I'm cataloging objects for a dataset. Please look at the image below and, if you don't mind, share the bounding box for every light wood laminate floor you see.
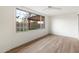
[9,35,79,53]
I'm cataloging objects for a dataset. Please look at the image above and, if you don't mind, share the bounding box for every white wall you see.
[0,6,49,52]
[50,12,78,39]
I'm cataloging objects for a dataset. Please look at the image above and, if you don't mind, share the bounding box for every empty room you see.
[0,6,79,53]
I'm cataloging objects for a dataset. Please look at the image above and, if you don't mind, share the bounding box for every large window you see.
[16,8,45,32]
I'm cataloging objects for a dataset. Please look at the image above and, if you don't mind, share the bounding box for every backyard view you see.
[16,9,45,32]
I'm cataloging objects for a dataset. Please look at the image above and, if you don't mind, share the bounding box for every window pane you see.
[28,15,41,30]
[40,16,45,28]
[16,8,45,32]
[16,9,28,32]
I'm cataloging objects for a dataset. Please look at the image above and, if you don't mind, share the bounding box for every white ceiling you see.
[26,6,79,16]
